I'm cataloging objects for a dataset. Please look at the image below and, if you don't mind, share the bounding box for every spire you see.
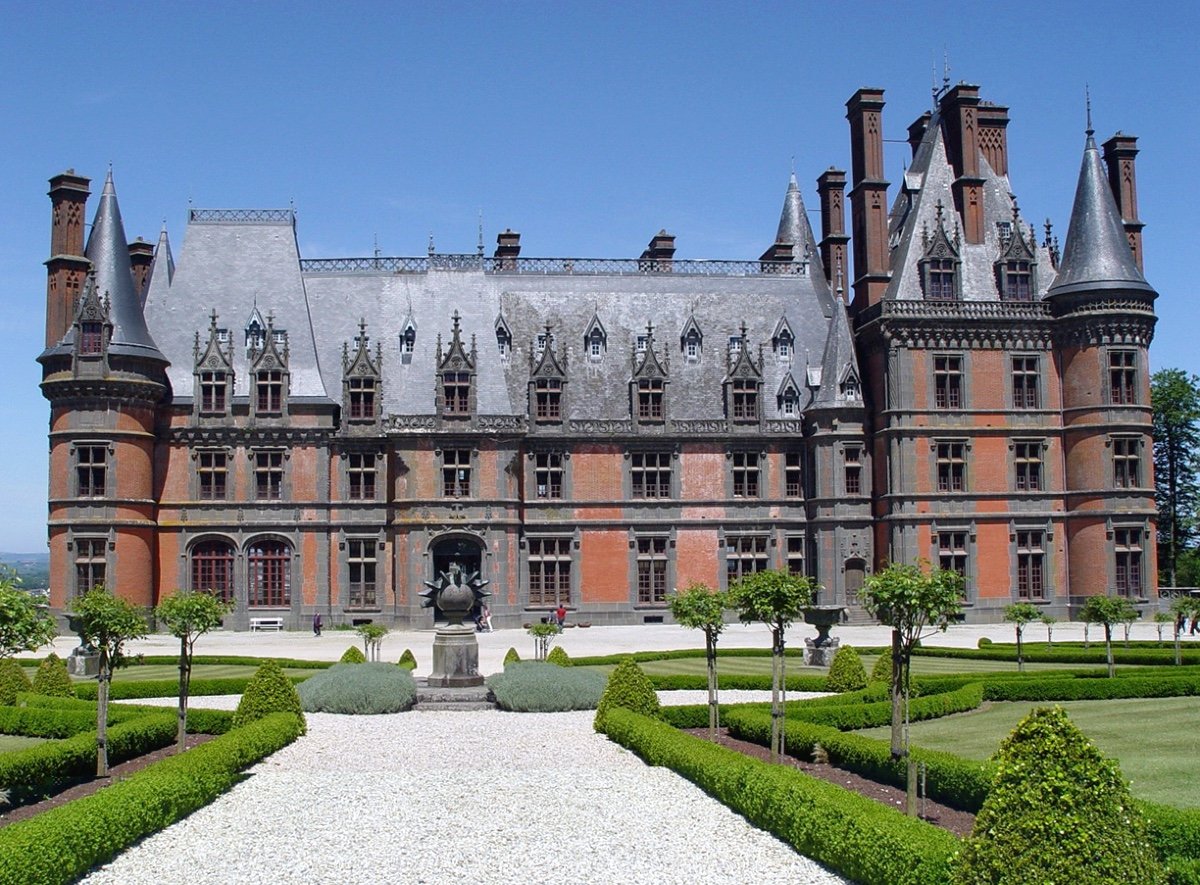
[1046,131,1154,299]
[814,300,859,407]
[774,172,818,259]
[150,222,175,289]
[84,171,167,361]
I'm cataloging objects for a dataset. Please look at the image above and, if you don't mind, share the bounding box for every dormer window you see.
[637,378,664,421]
[535,333,547,356]
[256,370,283,414]
[80,322,103,355]
[272,329,287,347]
[998,260,1033,301]
[246,322,264,356]
[636,335,648,354]
[728,336,742,358]
[685,332,700,361]
[841,376,860,401]
[216,328,230,346]
[401,325,416,364]
[200,372,226,414]
[497,327,511,359]
[924,257,959,300]
[348,377,376,420]
[996,207,1038,302]
[534,378,562,421]
[588,330,604,361]
[776,330,793,361]
[919,200,962,301]
[781,389,799,417]
[731,378,759,421]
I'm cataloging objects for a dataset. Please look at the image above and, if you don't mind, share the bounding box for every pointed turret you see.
[760,174,826,281]
[1046,134,1155,299]
[813,301,860,407]
[145,223,175,302]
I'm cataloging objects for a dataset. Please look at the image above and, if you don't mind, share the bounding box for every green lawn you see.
[856,696,1200,808]
[0,734,46,752]
[579,654,1084,679]
[21,663,320,684]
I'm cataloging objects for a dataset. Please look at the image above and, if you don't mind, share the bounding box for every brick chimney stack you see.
[128,237,154,306]
[978,102,1010,177]
[907,112,932,159]
[1102,133,1145,271]
[845,88,890,313]
[816,168,849,298]
[494,229,521,270]
[45,170,91,348]
[639,229,675,273]
[939,83,986,244]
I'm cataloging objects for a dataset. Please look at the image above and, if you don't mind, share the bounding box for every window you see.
[256,370,283,415]
[1014,442,1043,492]
[637,378,664,421]
[924,257,958,300]
[74,538,106,594]
[731,452,760,497]
[780,387,799,417]
[534,452,563,499]
[198,451,227,501]
[937,442,966,493]
[443,372,471,416]
[684,332,700,361]
[728,336,743,358]
[844,446,862,495]
[529,537,572,607]
[785,452,802,498]
[726,535,768,583]
[635,335,648,354]
[998,259,1034,301]
[401,326,416,363]
[1012,357,1040,409]
[785,535,804,576]
[841,376,860,400]
[535,378,562,421]
[776,331,793,360]
[636,537,669,604]
[631,451,671,499]
[199,371,226,414]
[248,539,291,606]
[496,327,511,359]
[191,540,234,603]
[245,322,264,356]
[79,322,103,355]
[731,379,759,422]
[347,452,376,500]
[934,356,963,409]
[347,539,377,607]
[1016,530,1045,600]
[442,448,471,498]
[254,450,284,500]
[937,531,969,580]
[1113,437,1140,488]
[76,444,107,497]
[588,330,605,361]
[348,377,375,420]
[1114,528,1143,597]
[1109,351,1138,405]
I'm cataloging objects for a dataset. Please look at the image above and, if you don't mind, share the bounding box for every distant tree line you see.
[1153,368,1200,587]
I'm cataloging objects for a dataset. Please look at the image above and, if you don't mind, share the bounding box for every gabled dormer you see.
[777,372,802,418]
[724,322,762,425]
[71,272,112,374]
[631,321,668,424]
[838,364,861,401]
[680,315,703,362]
[995,203,1038,301]
[436,311,476,419]
[771,317,795,361]
[244,307,266,358]
[249,312,289,419]
[583,312,607,362]
[529,324,567,424]
[400,314,417,365]
[919,200,962,301]
[342,318,383,428]
[495,314,513,361]
[193,309,234,419]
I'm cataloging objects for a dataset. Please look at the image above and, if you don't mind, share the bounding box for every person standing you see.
[482,604,493,633]
[555,603,567,629]
[312,611,322,636]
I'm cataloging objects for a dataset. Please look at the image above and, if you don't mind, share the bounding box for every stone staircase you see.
[414,678,497,711]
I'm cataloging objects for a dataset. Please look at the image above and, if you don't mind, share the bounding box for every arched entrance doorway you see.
[430,535,484,622]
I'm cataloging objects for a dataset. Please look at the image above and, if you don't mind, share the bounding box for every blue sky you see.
[1,1,1196,551]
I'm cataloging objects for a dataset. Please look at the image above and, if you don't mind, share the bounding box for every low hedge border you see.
[788,683,985,731]
[16,693,236,736]
[648,673,831,692]
[570,647,815,667]
[73,674,311,701]
[0,706,103,739]
[982,675,1200,702]
[0,711,304,885]
[913,645,1200,666]
[601,707,958,885]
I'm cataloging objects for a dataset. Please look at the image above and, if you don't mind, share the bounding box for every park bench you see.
[249,616,285,632]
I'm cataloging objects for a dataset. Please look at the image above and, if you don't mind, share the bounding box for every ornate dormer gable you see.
[583,311,607,362]
[724,322,762,381]
[341,318,383,426]
[631,321,668,424]
[495,314,512,361]
[771,317,795,362]
[679,315,703,362]
[918,200,962,300]
[193,309,234,418]
[400,314,417,365]
[529,324,567,424]
[435,311,476,419]
[249,312,289,418]
[71,271,112,368]
[838,363,862,401]
[776,372,802,418]
[724,322,762,425]
[244,306,266,358]
[994,201,1039,301]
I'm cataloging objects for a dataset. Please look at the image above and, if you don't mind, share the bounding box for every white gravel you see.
[80,709,847,885]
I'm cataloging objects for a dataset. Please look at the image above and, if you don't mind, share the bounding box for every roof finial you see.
[790,154,795,176]
[942,47,951,94]
[373,234,380,261]
[477,209,484,257]
[428,232,435,257]
[1085,84,1094,138]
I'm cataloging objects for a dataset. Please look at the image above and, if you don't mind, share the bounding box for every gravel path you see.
[81,710,847,885]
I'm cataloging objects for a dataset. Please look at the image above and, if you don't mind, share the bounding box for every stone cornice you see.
[170,426,334,446]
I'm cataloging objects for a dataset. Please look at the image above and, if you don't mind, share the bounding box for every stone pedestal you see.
[67,647,99,678]
[803,636,841,668]
[428,624,484,687]
[802,605,846,668]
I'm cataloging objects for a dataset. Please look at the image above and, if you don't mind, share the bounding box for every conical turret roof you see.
[1047,134,1155,298]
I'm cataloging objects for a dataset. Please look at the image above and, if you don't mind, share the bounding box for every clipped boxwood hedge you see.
[0,712,304,885]
[0,706,102,739]
[647,672,831,692]
[788,682,984,731]
[570,646,816,667]
[73,673,311,701]
[913,644,1200,667]
[982,674,1200,702]
[15,693,234,736]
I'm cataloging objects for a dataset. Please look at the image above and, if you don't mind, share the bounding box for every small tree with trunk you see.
[156,589,231,753]
[1079,595,1138,678]
[71,588,148,776]
[729,568,816,763]
[1153,611,1173,647]
[527,622,558,661]
[356,623,388,662]
[860,561,964,815]
[0,567,56,658]
[1003,603,1040,673]
[1170,596,1200,665]
[1121,605,1139,647]
[669,582,729,739]
[1039,613,1058,648]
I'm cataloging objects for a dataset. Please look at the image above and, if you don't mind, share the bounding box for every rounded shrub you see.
[545,646,571,667]
[298,663,417,714]
[0,658,33,705]
[486,662,606,712]
[233,660,306,732]
[339,645,367,664]
[31,653,76,698]
[869,650,892,685]
[397,649,417,671]
[952,706,1165,885]
[978,637,994,648]
[503,647,521,666]
[826,645,867,693]
[594,657,660,732]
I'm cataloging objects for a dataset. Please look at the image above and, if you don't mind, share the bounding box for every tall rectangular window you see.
[637,378,664,421]
[725,535,768,583]
[254,450,284,500]
[256,370,283,415]
[785,535,804,576]
[191,541,234,603]
[442,448,471,498]
[1016,530,1045,600]
[347,452,376,500]
[348,377,376,420]
[1113,437,1140,488]
[631,451,671,499]
[74,538,106,594]
[785,452,802,498]
[534,452,563,499]
[200,371,226,414]
[925,257,958,300]
[76,444,107,497]
[347,539,377,607]
[443,372,471,415]
[999,259,1034,301]
[936,442,966,493]
[247,540,290,607]
[636,537,669,604]
[1011,357,1040,409]
[1014,441,1043,492]
[934,356,963,409]
[1114,528,1143,597]
[937,531,969,580]
[535,378,562,421]
[198,450,227,501]
[731,451,760,497]
[79,322,103,355]
[529,536,572,607]
[731,379,759,422]
[844,446,862,495]
[1109,351,1138,405]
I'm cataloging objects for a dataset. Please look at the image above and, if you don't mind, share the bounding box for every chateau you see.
[39,83,1158,628]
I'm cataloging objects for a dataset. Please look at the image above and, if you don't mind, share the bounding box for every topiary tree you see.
[869,650,892,685]
[1003,602,1040,673]
[593,657,659,733]
[0,567,56,659]
[669,581,729,740]
[356,623,388,662]
[233,659,305,732]
[0,658,33,705]
[527,622,558,661]
[339,645,368,664]
[952,706,1166,885]
[826,645,867,693]
[31,652,75,698]
[503,647,521,666]
[397,648,418,670]
[1080,595,1138,678]
[156,589,231,753]
[545,645,571,667]
[1040,613,1058,648]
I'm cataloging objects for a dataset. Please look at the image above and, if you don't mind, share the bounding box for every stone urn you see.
[65,614,100,678]
[802,605,846,668]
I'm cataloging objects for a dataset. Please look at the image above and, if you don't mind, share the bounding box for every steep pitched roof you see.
[145,223,175,303]
[813,300,859,407]
[771,173,828,285]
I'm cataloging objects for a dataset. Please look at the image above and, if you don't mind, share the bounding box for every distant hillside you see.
[0,553,49,566]
[0,553,50,590]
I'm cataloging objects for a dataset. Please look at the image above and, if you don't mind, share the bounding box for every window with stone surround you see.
[731,451,760,497]
[199,371,227,414]
[529,536,572,607]
[247,539,291,607]
[441,448,471,498]
[936,441,967,493]
[348,376,376,421]
[725,535,768,584]
[937,531,969,582]
[637,378,665,422]
[534,452,563,499]
[1114,527,1143,597]
[256,370,284,415]
[191,540,234,603]
[1016,530,1045,600]
[347,452,376,501]
[630,451,671,499]
[844,445,863,496]
[198,450,227,501]
[1113,437,1140,489]
[254,450,284,501]
[346,539,377,608]
[785,452,802,498]
[1014,441,1043,492]
[74,537,107,595]
[442,371,471,416]
[75,444,107,498]
[934,356,963,409]
[636,536,669,604]
[79,322,103,355]
[1011,356,1040,409]
[785,535,805,576]
[1109,350,1138,405]
[731,378,759,422]
[535,378,562,422]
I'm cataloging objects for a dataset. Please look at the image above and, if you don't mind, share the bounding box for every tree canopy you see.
[1152,368,1200,586]
[0,567,56,658]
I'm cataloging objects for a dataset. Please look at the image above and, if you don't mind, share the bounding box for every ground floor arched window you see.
[191,540,235,603]
[248,539,291,607]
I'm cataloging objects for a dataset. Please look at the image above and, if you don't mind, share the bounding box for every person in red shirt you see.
[555,604,567,628]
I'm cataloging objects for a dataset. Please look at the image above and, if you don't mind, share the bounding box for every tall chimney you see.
[845,88,890,313]
[907,112,931,159]
[978,102,1010,176]
[639,229,675,273]
[45,170,91,348]
[128,237,154,306]
[1102,133,1144,271]
[816,168,849,298]
[494,229,521,271]
[939,83,986,244]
